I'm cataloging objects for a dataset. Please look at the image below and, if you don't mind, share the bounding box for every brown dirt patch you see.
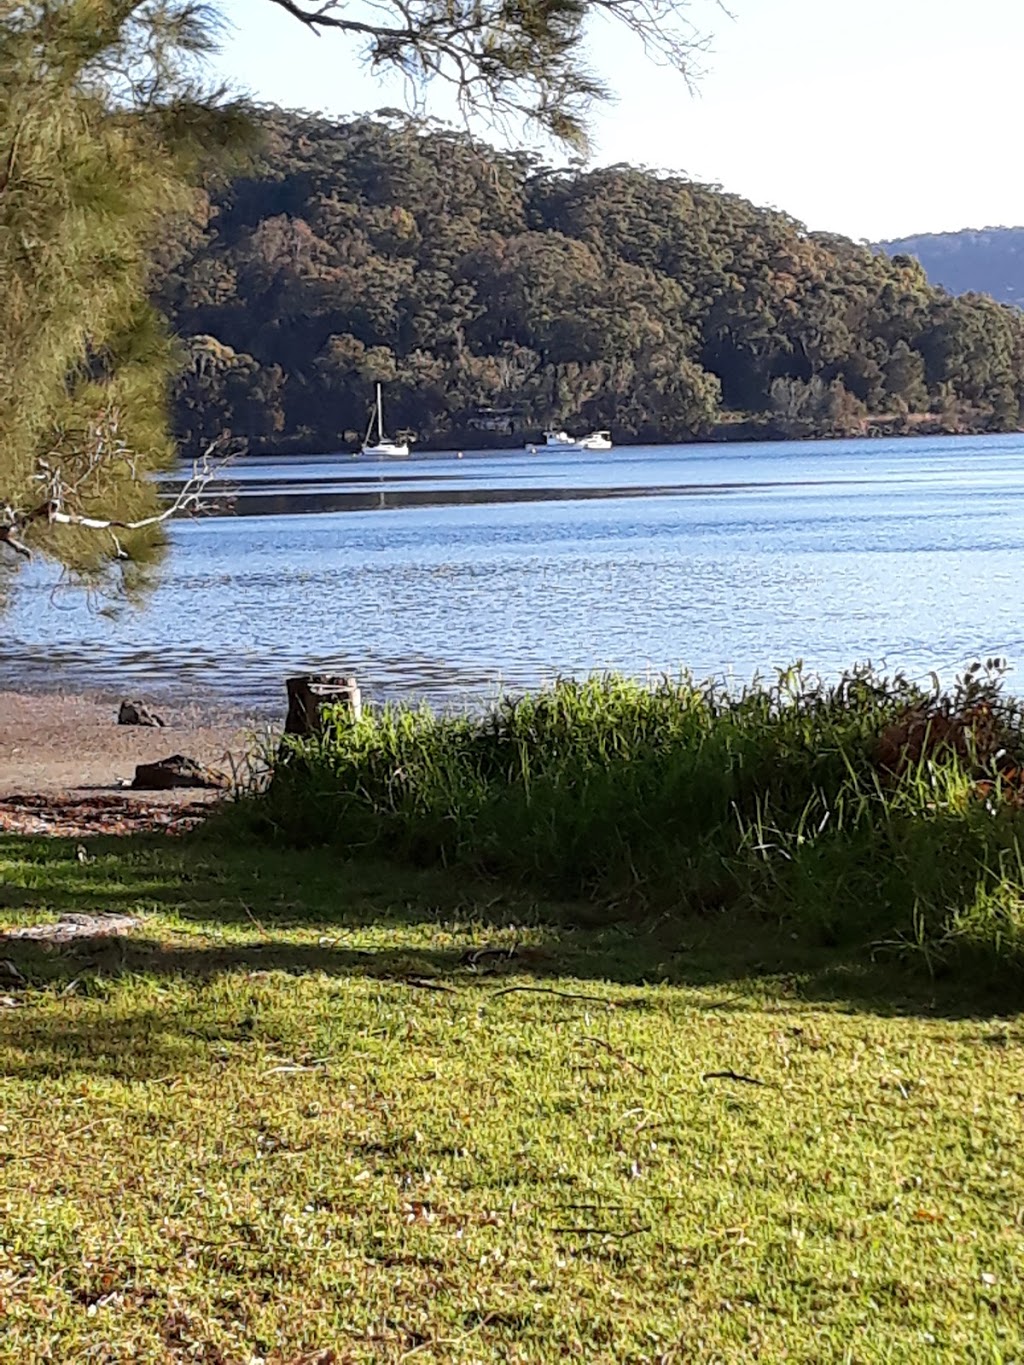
[0,689,264,799]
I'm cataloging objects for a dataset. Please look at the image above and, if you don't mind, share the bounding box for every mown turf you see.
[1,832,1022,1363]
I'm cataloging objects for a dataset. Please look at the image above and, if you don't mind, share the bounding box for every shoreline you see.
[227,419,1024,460]
[0,668,281,724]
[0,688,265,799]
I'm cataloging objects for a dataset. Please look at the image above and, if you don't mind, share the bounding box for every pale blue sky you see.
[214,0,1023,241]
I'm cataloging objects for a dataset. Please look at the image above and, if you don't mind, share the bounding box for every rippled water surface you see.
[4,434,1024,713]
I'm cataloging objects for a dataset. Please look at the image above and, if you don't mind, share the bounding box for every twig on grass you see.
[702,1070,770,1087]
[239,901,269,938]
[552,1223,651,1239]
[265,1058,331,1075]
[398,1311,498,1360]
[460,944,518,968]
[576,1035,649,1075]
[488,985,616,1006]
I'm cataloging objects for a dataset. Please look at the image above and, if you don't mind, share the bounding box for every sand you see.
[0,689,265,798]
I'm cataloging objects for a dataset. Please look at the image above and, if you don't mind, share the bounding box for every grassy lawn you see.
[1,829,1022,1363]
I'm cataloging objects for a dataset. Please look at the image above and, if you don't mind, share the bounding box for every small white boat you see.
[527,428,613,454]
[362,382,410,457]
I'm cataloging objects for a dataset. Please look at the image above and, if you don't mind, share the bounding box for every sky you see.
[213,0,1024,242]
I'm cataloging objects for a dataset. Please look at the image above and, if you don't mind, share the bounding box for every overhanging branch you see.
[262,0,715,146]
[1,442,230,564]
[266,0,416,40]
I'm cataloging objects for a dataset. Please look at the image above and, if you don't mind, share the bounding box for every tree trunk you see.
[285,675,362,736]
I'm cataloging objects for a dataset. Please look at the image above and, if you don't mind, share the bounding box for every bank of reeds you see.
[252,662,1024,977]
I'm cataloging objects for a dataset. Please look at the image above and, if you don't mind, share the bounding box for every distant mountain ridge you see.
[877,227,1024,306]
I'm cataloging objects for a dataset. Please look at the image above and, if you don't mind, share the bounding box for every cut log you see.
[131,755,231,791]
[285,674,362,736]
[118,700,165,727]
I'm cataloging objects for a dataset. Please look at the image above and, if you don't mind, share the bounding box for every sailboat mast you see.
[376,382,384,440]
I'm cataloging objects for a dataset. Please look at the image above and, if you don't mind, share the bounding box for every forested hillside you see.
[878,228,1024,308]
[157,111,1024,454]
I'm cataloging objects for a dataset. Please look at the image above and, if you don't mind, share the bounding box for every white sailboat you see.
[362,382,410,457]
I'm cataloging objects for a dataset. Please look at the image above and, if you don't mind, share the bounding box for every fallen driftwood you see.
[118,700,165,727]
[131,755,231,791]
[1,913,141,943]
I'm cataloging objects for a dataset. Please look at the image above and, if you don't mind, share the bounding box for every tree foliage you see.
[160,109,1024,456]
[264,0,713,150]
[0,0,246,577]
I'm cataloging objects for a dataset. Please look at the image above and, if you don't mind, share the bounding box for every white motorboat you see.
[527,428,613,454]
[362,382,410,457]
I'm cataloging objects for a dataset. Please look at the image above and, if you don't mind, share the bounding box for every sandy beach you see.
[0,689,264,798]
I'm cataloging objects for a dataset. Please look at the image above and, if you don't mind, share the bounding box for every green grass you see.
[253,665,1024,982]
[2,830,1023,1362]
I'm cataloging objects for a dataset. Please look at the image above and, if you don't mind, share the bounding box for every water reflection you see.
[230,479,808,518]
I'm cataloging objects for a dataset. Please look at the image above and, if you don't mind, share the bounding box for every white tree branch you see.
[1,440,231,563]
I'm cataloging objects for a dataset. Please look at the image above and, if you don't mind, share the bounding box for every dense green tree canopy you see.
[0,0,246,579]
[159,109,1024,456]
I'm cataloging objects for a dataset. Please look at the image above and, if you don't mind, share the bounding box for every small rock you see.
[131,755,231,791]
[0,914,140,943]
[118,700,165,727]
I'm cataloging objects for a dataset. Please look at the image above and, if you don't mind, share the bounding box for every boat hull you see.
[526,431,613,453]
[362,442,410,457]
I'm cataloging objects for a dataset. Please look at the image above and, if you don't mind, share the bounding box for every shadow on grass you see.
[0,831,1019,1025]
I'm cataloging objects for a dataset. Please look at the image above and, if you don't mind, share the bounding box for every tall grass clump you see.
[255,661,1024,977]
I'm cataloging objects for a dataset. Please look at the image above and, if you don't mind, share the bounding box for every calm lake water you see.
[3,433,1024,714]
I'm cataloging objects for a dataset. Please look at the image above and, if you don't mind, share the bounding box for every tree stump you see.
[285,675,362,736]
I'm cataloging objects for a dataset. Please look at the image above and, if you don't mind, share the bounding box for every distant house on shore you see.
[466,406,519,435]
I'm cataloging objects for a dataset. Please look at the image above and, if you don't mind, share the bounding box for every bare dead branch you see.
[0,525,31,559]
[1,420,233,563]
[38,458,217,533]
